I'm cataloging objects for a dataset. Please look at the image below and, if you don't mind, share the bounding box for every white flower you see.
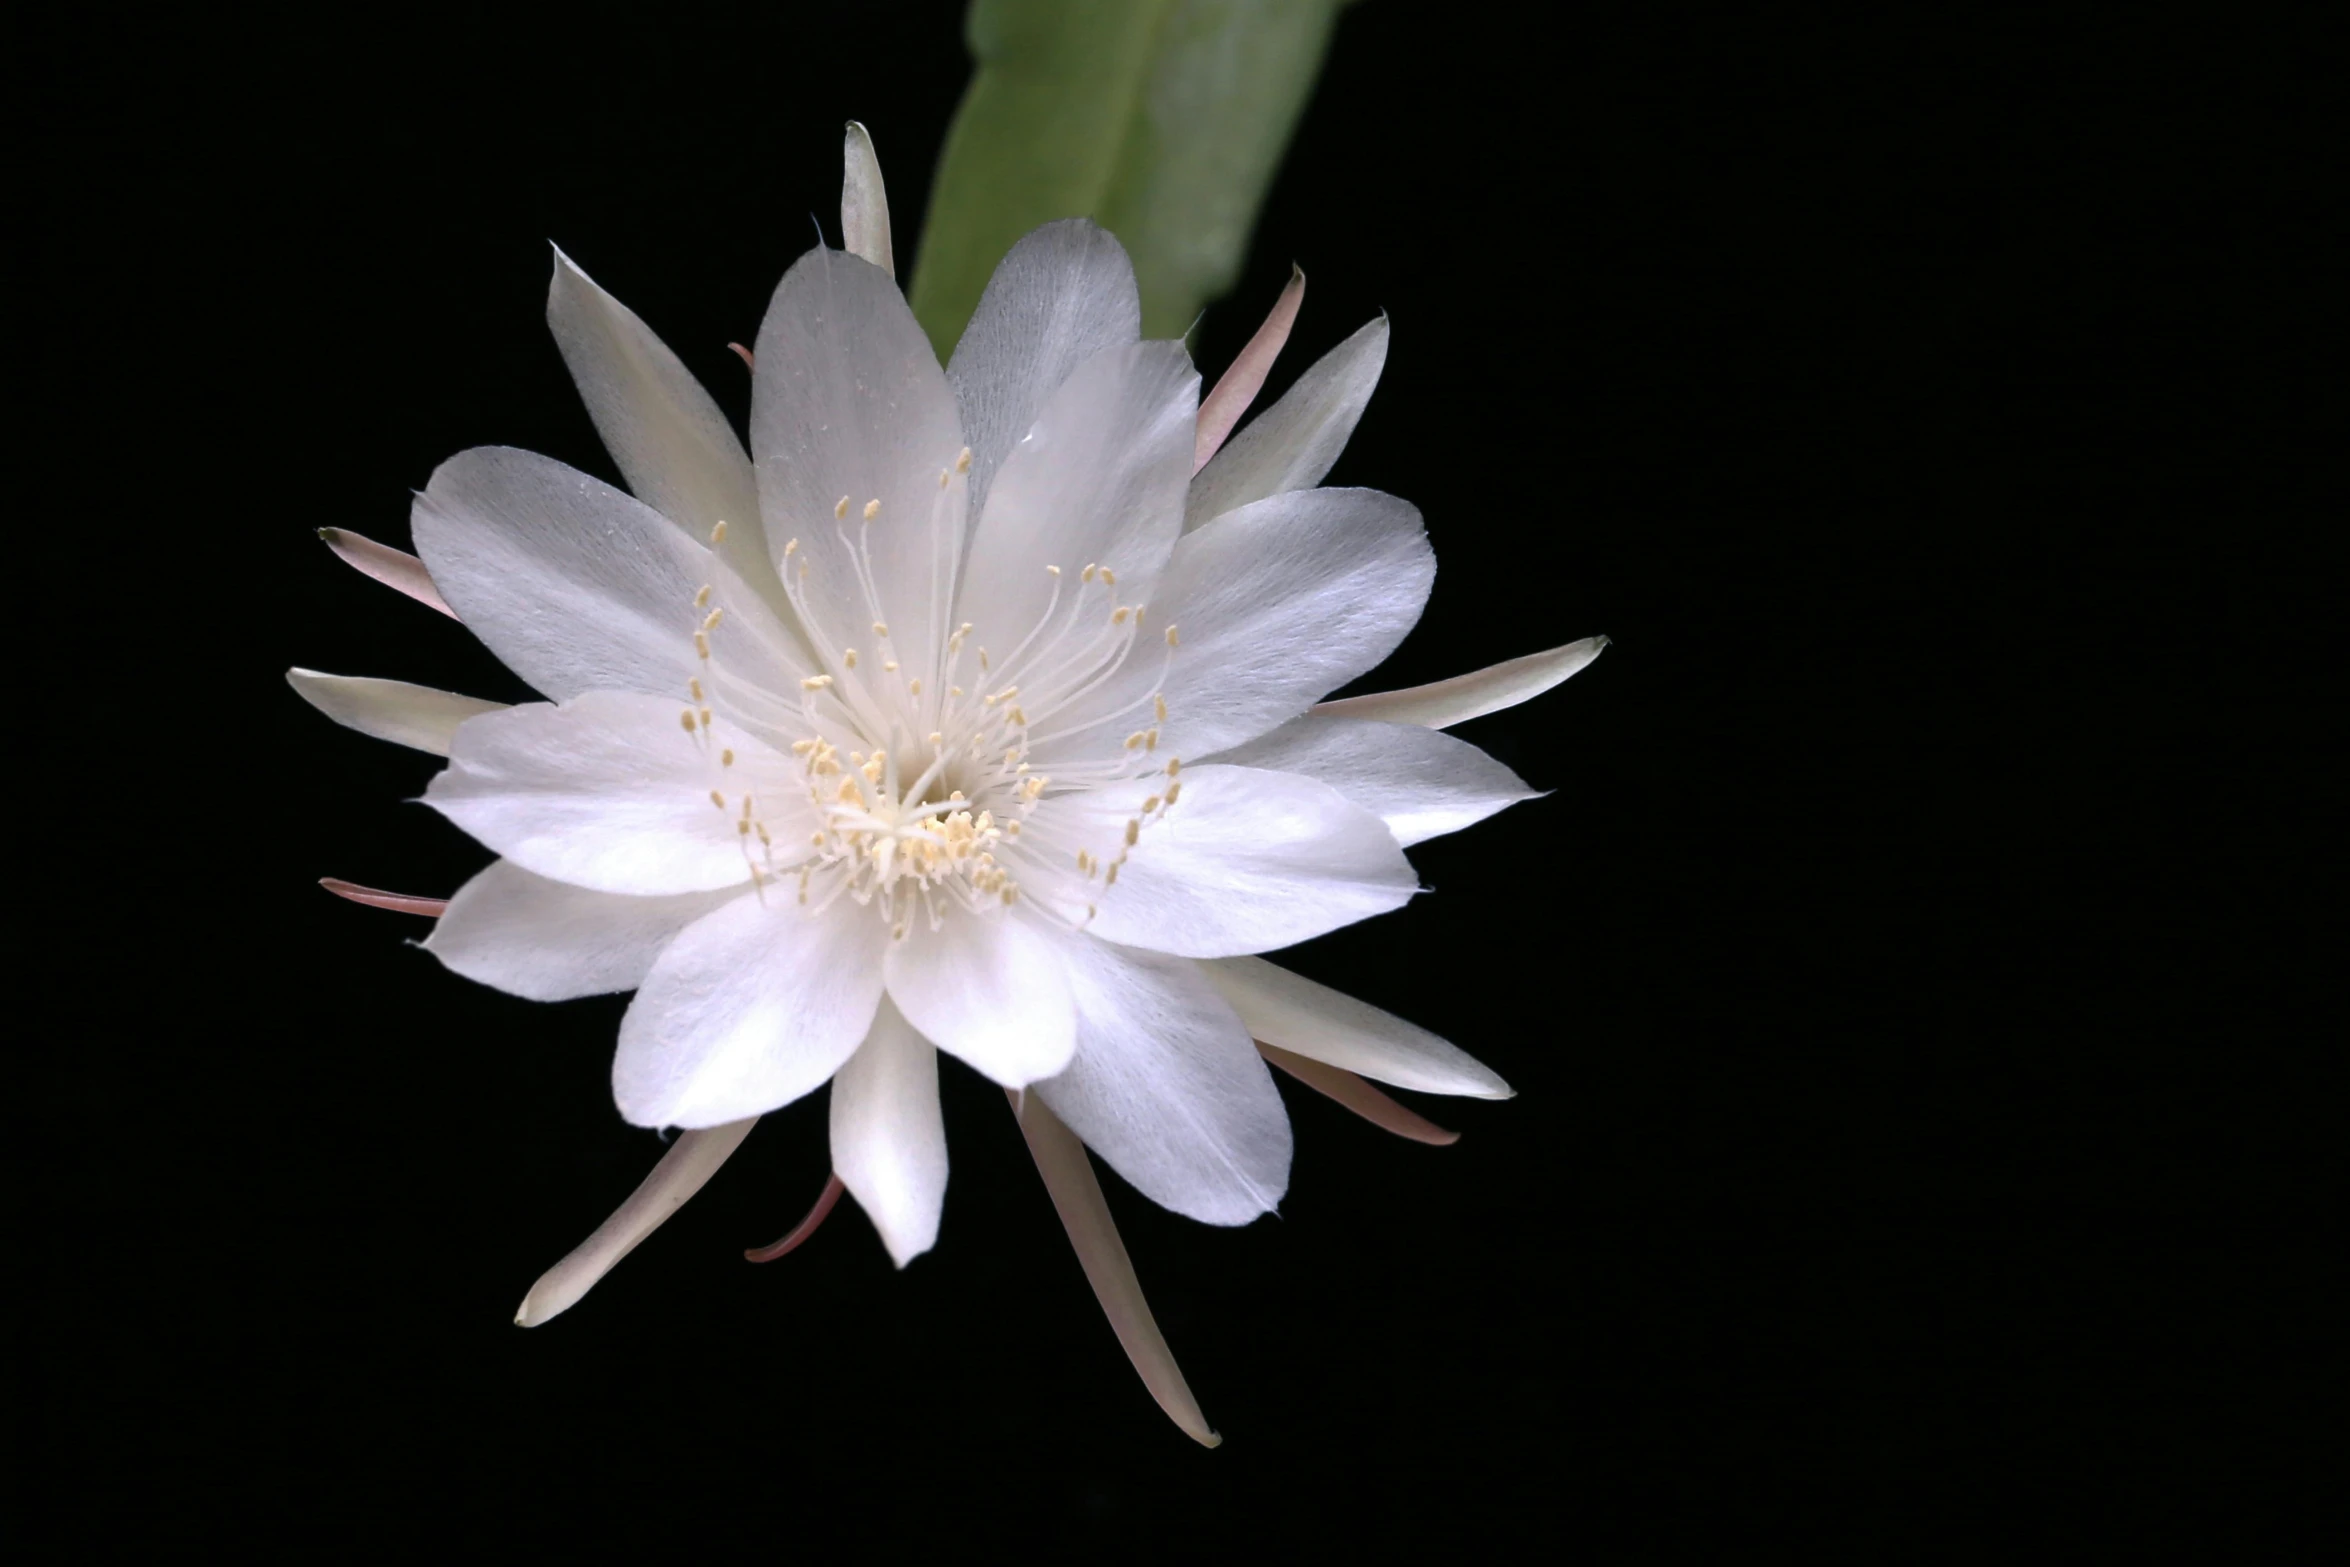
[292,125,1603,1443]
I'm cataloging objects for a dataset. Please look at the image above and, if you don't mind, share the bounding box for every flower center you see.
[683,449,1187,940]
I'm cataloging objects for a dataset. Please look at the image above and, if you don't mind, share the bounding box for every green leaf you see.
[908,0,1347,354]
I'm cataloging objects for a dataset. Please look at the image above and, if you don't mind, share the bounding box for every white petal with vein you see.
[1028,765,1418,958]
[425,691,809,896]
[1207,713,1536,846]
[1036,940,1289,1226]
[615,893,890,1128]
[830,997,947,1266]
[425,860,738,1001]
[884,911,1077,1087]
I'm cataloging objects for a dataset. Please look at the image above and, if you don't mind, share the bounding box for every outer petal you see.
[1316,635,1610,729]
[840,121,894,276]
[829,997,947,1267]
[947,220,1142,521]
[1026,765,1418,959]
[749,248,967,684]
[1206,713,1537,847]
[286,669,504,756]
[423,860,738,1001]
[884,911,1077,1088]
[424,692,811,896]
[954,341,1198,656]
[546,248,769,583]
[1038,487,1434,765]
[615,894,891,1128]
[1203,956,1513,1098]
[1036,939,1290,1226]
[514,1119,758,1327]
[411,447,808,703]
[1183,315,1388,531]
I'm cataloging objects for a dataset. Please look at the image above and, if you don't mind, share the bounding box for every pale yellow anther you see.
[694,585,712,608]
[886,661,900,673]
[1100,567,1117,586]
[1164,780,1182,805]
[908,678,922,696]
[1111,606,1132,625]
[1105,863,1120,886]
[956,446,973,474]
[978,650,991,671]
[1144,729,1159,752]
[702,608,725,632]
[1166,757,1182,775]
[1142,796,1161,814]
[786,538,801,556]
[1009,707,1028,727]
[679,709,697,733]
[1081,564,1097,582]
[1124,819,1140,847]
[1124,732,1148,750]
[710,790,726,809]
[710,520,729,544]
[863,499,881,521]
[721,748,735,767]
[873,621,889,637]
[1046,565,1061,577]
[698,709,712,730]
[844,649,858,669]
[802,674,834,690]
[738,820,751,837]
[928,731,944,748]
[694,632,710,659]
[834,497,850,520]
[690,678,705,701]
[1166,625,1181,647]
[792,739,816,755]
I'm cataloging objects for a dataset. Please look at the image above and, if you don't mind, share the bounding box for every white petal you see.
[424,691,810,896]
[829,997,946,1267]
[1035,940,1289,1226]
[884,911,1077,1087]
[1009,1090,1220,1447]
[615,893,889,1128]
[1027,765,1418,959]
[1315,635,1610,729]
[954,341,1198,653]
[411,447,807,703]
[424,860,736,1001]
[749,248,966,683]
[1040,486,1433,764]
[839,121,894,276]
[1203,956,1512,1098]
[1206,713,1537,846]
[1183,314,1388,532]
[546,249,768,581]
[514,1119,758,1327]
[286,669,504,756]
[947,220,1142,521]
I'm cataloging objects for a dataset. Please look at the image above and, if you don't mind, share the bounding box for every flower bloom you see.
[293,126,1603,1442]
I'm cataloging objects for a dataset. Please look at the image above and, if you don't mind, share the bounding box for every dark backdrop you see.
[31,2,2327,1556]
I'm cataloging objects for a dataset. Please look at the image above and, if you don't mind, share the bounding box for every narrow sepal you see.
[514,1119,758,1326]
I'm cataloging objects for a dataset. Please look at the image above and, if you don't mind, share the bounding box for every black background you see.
[30,2,2329,1557]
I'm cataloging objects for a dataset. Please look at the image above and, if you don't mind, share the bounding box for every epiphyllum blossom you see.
[292,125,1603,1445]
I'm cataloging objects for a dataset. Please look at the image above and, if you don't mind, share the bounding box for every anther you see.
[1164,781,1182,805]
[694,632,710,659]
[1081,564,1097,582]
[1166,625,1181,647]
[834,497,850,520]
[702,608,725,632]
[938,469,950,489]
[956,446,972,474]
[785,538,801,556]
[1100,567,1117,586]
[698,709,712,730]
[710,520,728,544]
[694,585,712,608]
[690,678,705,702]
[863,499,881,521]
[680,709,697,733]
[1124,820,1140,847]
[1046,565,1061,577]
[710,790,726,809]
[721,748,736,767]
[1142,796,1161,815]
[1154,695,1168,722]
[802,675,834,690]
[844,649,858,668]
[872,621,889,637]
